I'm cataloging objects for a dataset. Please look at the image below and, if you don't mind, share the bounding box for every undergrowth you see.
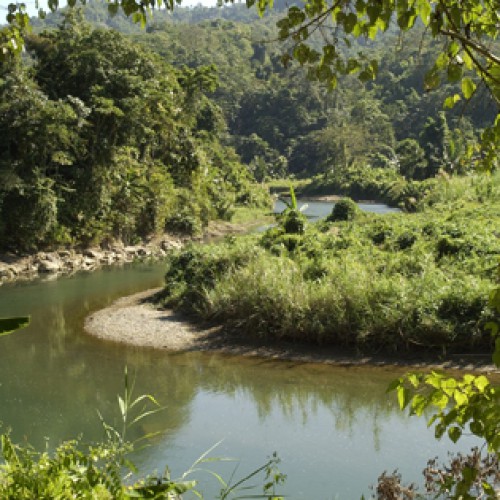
[159,174,499,353]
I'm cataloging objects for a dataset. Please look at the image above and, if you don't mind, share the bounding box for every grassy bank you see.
[301,167,499,212]
[157,174,499,353]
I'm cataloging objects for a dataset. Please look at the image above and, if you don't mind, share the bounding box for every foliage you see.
[0,433,131,499]
[0,15,269,252]
[159,174,499,351]
[377,216,500,499]
[263,0,499,168]
[6,0,493,189]
[326,197,360,222]
[276,186,308,235]
[304,165,500,213]
[0,317,30,337]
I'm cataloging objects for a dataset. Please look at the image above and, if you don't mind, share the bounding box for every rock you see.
[125,246,139,256]
[25,263,39,273]
[58,250,72,258]
[66,255,84,269]
[8,265,20,276]
[160,239,182,251]
[100,254,115,265]
[0,265,14,280]
[46,252,63,263]
[83,249,103,260]
[38,259,61,273]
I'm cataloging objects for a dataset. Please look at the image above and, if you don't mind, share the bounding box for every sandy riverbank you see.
[85,288,499,374]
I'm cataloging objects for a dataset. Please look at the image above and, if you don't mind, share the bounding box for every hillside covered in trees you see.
[0,9,270,252]
[29,0,497,185]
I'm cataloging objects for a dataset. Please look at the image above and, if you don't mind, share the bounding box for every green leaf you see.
[469,420,484,435]
[453,390,468,406]
[461,77,476,99]
[424,67,440,90]
[448,41,460,57]
[444,94,461,108]
[435,53,448,70]
[118,395,126,419]
[416,0,431,25]
[397,11,416,30]
[482,482,495,495]
[0,316,30,337]
[410,394,427,416]
[447,62,462,83]
[397,386,410,409]
[407,373,419,387]
[473,375,489,392]
[447,426,462,443]
[430,391,449,409]
[441,378,457,396]
[343,12,357,33]
[293,43,310,65]
[366,5,381,23]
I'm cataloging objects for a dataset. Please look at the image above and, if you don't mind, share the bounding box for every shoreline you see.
[0,219,261,287]
[85,288,499,375]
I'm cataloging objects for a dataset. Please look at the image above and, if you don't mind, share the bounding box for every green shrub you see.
[159,186,499,352]
[282,209,306,234]
[396,231,417,250]
[327,197,360,222]
[165,212,202,236]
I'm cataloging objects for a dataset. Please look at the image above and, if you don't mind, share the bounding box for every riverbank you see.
[0,237,181,286]
[0,216,269,286]
[85,288,499,374]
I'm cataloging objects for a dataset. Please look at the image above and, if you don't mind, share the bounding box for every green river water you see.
[0,261,481,499]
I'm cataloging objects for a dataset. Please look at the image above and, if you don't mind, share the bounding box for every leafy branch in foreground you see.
[379,268,500,499]
[0,317,30,337]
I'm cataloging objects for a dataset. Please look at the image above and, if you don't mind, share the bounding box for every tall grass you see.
[159,175,499,353]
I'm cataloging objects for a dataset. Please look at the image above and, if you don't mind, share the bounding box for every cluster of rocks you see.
[0,237,184,286]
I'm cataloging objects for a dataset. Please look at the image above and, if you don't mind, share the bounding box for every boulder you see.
[0,265,14,280]
[83,249,103,260]
[38,259,61,273]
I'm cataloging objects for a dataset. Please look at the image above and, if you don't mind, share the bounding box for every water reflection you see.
[0,263,481,498]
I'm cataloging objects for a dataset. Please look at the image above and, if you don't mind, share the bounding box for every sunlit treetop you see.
[1,0,499,167]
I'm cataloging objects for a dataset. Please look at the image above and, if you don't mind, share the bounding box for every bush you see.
[158,184,499,352]
[327,197,360,222]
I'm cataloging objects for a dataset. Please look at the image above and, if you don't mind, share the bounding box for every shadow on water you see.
[0,261,482,499]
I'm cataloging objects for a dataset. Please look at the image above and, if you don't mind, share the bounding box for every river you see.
[0,202,481,499]
[273,198,401,221]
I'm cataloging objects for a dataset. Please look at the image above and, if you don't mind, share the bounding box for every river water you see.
[273,199,401,221]
[0,203,481,499]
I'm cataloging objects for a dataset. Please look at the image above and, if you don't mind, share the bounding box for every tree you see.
[395,138,428,179]
[266,0,499,168]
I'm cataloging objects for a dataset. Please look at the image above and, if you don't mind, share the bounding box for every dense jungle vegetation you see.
[1,0,497,255]
[0,10,271,253]
[158,173,500,352]
[29,0,497,187]
[1,0,499,497]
